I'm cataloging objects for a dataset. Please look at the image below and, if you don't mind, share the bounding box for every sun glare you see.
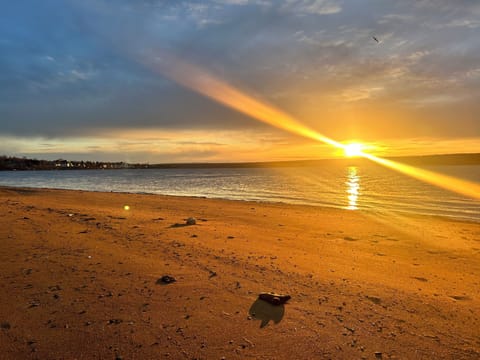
[344,143,364,157]
[139,51,480,201]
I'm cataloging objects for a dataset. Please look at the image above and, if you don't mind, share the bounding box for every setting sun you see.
[344,143,365,157]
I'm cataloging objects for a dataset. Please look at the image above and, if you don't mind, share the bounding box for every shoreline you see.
[1,186,479,359]
[1,185,479,225]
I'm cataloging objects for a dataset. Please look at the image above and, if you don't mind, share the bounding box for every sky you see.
[1,0,479,163]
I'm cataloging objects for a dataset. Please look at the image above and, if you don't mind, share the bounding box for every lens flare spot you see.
[124,205,130,211]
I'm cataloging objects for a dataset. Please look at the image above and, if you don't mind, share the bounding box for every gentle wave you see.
[1,164,479,222]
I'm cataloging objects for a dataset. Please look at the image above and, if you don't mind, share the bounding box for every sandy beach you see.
[0,186,479,359]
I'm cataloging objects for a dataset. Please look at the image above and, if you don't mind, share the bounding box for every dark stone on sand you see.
[156,275,177,285]
[108,319,123,325]
[366,295,381,305]
[186,217,196,225]
[449,295,471,301]
[1,322,11,330]
[258,292,291,305]
[28,300,40,308]
[374,351,383,359]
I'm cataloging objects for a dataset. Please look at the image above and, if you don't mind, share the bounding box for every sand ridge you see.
[0,187,479,359]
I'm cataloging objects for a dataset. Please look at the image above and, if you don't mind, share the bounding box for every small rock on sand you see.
[186,217,196,225]
[366,295,381,305]
[156,275,177,284]
[258,292,291,305]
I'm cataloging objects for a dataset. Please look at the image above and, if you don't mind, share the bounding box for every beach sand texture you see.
[0,187,479,359]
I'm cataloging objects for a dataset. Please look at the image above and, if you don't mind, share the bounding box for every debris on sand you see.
[186,217,196,225]
[258,292,291,305]
[156,275,177,285]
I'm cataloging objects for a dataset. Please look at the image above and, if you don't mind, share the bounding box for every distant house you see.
[55,159,68,168]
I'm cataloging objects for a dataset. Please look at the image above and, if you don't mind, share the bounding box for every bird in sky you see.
[372,36,380,43]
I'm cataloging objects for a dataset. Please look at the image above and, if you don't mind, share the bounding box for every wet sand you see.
[0,186,479,359]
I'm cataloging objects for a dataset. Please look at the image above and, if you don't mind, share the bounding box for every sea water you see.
[1,163,479,222]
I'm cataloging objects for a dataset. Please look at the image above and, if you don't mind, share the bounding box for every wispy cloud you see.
[282,0,342,15]
[340,86,384,102]
[1,0,479,161]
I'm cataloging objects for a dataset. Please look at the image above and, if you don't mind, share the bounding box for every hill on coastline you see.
[1,153,480,171]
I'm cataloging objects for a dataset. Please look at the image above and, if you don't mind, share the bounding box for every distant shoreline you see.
[2,152,480,171]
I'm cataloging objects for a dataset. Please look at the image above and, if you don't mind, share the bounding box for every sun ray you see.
[138,51,480,201]
[361,153,480,201]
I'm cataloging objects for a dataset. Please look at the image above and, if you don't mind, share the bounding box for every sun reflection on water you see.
[346,166,360,210]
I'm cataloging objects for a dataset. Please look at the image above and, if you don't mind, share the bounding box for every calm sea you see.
[1,164,480,222]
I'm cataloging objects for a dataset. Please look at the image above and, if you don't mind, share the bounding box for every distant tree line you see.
[391,153,480,166]
[0,156,144,170]
[1,153,479,171]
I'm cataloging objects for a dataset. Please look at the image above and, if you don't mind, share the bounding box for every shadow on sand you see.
[248,299,285,328]
[169,223,189,228]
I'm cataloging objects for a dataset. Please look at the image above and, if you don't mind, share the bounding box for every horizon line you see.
[2,152,480,168]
